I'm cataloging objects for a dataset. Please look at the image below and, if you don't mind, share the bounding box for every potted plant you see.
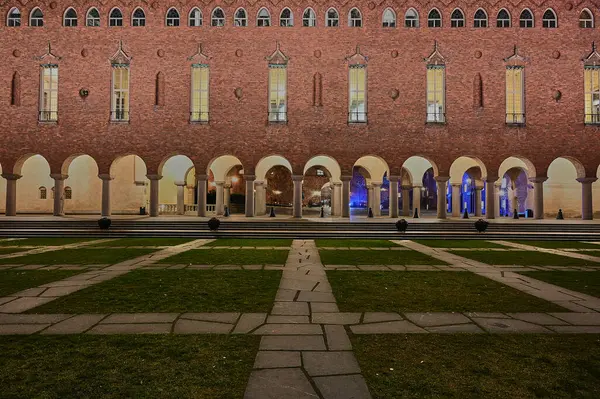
[474,218,489,233]
[98,217,111,229]
[208,217,221,231]
[395,219,408,233]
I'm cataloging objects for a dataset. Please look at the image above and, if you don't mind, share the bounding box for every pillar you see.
[224,183,231,211]
[341,175,351,217]
[412,185,422,216]
[175,181,186,215]
[332,182,342,216]
[529,177,547,220]
[50,173,68,216]
[577,177,597,220]
[485,179,497,220]
[401,185,411,216]
[292,175,303,218]
[494,182,501,218]
[372,183,382,216]
[389,176,399,218]
[147,174,162,217]
[435,177,449,219]
[451,184,461,217]
[474,186,483,217]
[2,173,21,216]
[254,181,265,216]
[196,175,207,217]
[215,181,224,215]
[99,174,113,217]
[245,175,256,217]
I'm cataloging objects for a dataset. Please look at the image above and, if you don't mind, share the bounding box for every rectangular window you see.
[426,65,445,123]
[348,65,366,123]
[585,67,600,124]
[268,65,287,122]
[191,64,209,122]
[39,65,58,122]
[111,66,129,122]
[506,66,525,125]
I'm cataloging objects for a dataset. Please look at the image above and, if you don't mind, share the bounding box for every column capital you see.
[577,177,598,184]
[528,177,548,184]
[371,182,382,188]
[292,175,304,182]
[451,182,461,187]
[146,174,162,181]
[1,173,21,181]
[98,173,113,181]
[400,185,412,190]
[254,180,265,187]
[341,175,352,182]
[244,174,256,181]
[224,183,232,189]
[388,175,400,182]
[412,184,423,189]
[434,176,450,183]
[214,180,225,187]
[196,174,208,182]
[50,173,69,181]
[332,181,342,187]
[174,180,186,187]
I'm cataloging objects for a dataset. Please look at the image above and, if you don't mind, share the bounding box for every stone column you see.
[50,173,68,216]
[254,181,265,216]
[435,177,449,219]
[196,175,207,217]
[245,175,256,217]
[485,179,497,220]
[175,181,186,215]
[292,175,303,218]
[451,183,461,217]
[372,182,382,216]
[223,183,231,211]
[99,174,113,217]
[332,182,342,216]
[412,185,422,217]
[494,182,501,218]
[215,181,224,215]
[401,185,411,216]
[474,186,483,217]
[2,174,21,216]
[389,176,399,218]
[147,174,162,217]
[529,177,547,220]
[341,175,351,218]
[577,177,597,220]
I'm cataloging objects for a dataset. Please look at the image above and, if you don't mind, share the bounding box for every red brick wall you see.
[1,1,599,179]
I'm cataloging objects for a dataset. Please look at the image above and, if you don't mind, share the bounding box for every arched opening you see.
[109,155,148,214]
[303,155,341,217]
[0,163,6,213]
[256,155,293,217]
[402,156,438,217]
[352,156,390,217]
[208,155,245,215]
[449,156,488,217]
[158,155,195,215]
[13,154,52,214]
[497,157,536,218]
[546,157,585,218]
[61,154,101,214]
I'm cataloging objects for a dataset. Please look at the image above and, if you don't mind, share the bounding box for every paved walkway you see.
[0,238,115,260]
[0,239,214,313]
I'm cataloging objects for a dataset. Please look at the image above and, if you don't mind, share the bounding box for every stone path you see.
[0,238,116,260]
[244,240,372,399]
[395,240,600,313]
[0,239,214,313]
[493,240,600,263]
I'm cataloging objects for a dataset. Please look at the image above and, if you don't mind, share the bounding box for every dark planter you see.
[474,218,489,233]
[556,209,564,220]
[208,217,221,231]
[98,217,111,230]
[395,219,408,233]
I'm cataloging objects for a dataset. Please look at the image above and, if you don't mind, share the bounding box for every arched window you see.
[303,8,316,26]
[39,187,47,200]
[64,187,72,200]
[404,8,419,28]
[64,8,78,27]
[30,8,44,27]
[109,8,123,27]
[132,8,145,26]
[257,8,271,27]
[211,8,225,26]
[450,9,464,27]
[86,8,100,27]
[326,8,339,27]
[166,8,180,26]
[349,8,362,27]
[520,9,534,28]
[382,8,396,28]
[497,9,511,28]
[51,187,55,199]
[234,8,247,26]
[189,8,202,27]
[7,7,21,27]
[580,9,594,28]
[542,9,557,28]
[474,8,488,28]
[428,8,441,27]
[280,8,293,27]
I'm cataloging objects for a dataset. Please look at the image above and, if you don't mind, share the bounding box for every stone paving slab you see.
[549,313,600,325]
[312,313,361,325]
[253,323,323,335]
[324,325,352,351]
[0,297,56,313]
[351,321,426,334]
[271,302,310,316]
[362,312,403,323]
[405,312,471,327]
[174,319,234,334]
[253,351,302,369]
[244,368,318,399]
[102,313,179,324]
[313,375,372,399]
[548,325,600,333]
[302,351,361,377]
[311,302,339,313]
[472,318,552,333]
[88,323,172,334]
[506,312,570,325]
[259,335,327,351]
[425,324,485,333]
[232,313,267,334]
[296,291,336,303]
[42,314,107,334]
[179,312,240,324]
[267,315,310,324]
[0,323,51,334]
[0,313,71,324]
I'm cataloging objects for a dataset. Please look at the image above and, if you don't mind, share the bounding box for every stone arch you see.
[158,155,195,214]
[303,155,341,182]
[208,155,244,181]
[498,156,537,180]
[353,155,390,183]
[449,156,488,184]
[302,155,341,215]
[109,154,149,214]
[402,156,439,182]
[13,154,53,214]
[60,154,101,214]
[545,157,586,218]
[255,155,293,181]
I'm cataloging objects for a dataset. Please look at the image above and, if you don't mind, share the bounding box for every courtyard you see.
[0,236,599,398]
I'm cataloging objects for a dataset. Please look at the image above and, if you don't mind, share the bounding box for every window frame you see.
[450,8,464,28]
[382,8,396,28]
[86,7,100,27]
[497,9,511,28]
[427,8,442,28]
[542,8,557,28]
[109,7,123,27]
[426,65,446,123]
[257,7,271,27]
[132,7,146,27]
[519,9,534,28]
[188,7,202,27]
[303,8,316,27]
[7,7,21,27]
[39,187,47,200]
[211,7,225,26]
[326,7,339,27]
[111,65,130,122]
[63,7,78,27]
[584,66,600,125]
[268,64,287,123]
[348,8,362,27]
[580,9,594,28]
[404,8,419,28]
[39,64,59,122]
[64,186,72,200]
[280,8,293,27]
[190,64,210,123]
[30,7,44,27]
[166,7,180,27]
[348,65,367,123]
[473,8,488,28]
[505,66,525,126]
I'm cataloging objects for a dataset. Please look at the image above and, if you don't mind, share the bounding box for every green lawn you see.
[319,249,446,265]
[327,271,563,312]
[159,249,288,265]
[205,238,293,247]
[352,335,600,399]
[90,238,195,247]
[412,240,506,248]
[315,239,399,248]
[0,238,96,247]
[449,250,599,266]
[510,240,600,249]
[520,271,600,298]
[0,335,259,399]
[30,270,282,313]
[0,248,156,265]
[0,270,81,297]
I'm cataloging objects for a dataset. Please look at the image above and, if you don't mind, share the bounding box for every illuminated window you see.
[404,8,418,28]
[111,66,129,121]
[303,8,316,26]
[234,8,247,26]
[349,8,362,27]
[584,67,600,124]
[280,8,293,26]
[268,65,287,122]
[542,9,557,28]
[7,7,21,26]
[580,9,594,28]
[190,64,209,122]
[189,8,202,27]
[132,8,145,26]
[39,65,58,122]
[30,8,44,27]
[520,9,534,28]
[326,8,339,27]
[64,8,77,26]
[450,9,464,27]
[428,9,441,28]
[211,8,225,26]
[39,187,47,199]
[64,187,72,200]
[506,66,525,125]
[497,9,511,27]
[426,66,445,123]
[86,8,100,26]
[348,65,366,123]
[382,8,396,28]
[474,9,488,28]
[257,8,271,27]
[109,8,123,26]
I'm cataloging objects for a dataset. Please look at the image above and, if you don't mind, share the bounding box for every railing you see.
[184,204,197,213]
[268,111,287,123]
[39,111,58,122]
[159,204,216,214]
[111,110,129,122]
[506,113,526,126]
[190,112,209,123]
[426,113,445,123]
[348,112,367,123]
[584,114,600,125]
